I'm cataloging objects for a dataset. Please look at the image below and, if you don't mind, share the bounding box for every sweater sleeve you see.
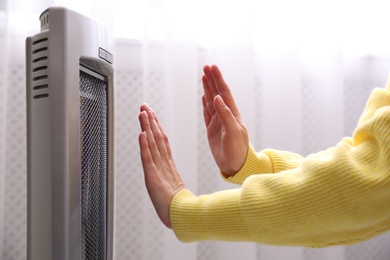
[170,87,390,247]
[223,144,306,185]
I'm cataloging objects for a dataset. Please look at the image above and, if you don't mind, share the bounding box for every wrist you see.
[221,144,272,185]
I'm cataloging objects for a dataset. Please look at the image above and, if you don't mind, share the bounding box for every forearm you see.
[170,189,249,242]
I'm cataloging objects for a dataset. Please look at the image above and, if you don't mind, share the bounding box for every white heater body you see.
[26,7,114,260]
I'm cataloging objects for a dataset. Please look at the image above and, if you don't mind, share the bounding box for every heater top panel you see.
[38,6,113,76]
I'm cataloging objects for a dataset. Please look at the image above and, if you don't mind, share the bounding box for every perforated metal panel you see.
[79,68,108,260]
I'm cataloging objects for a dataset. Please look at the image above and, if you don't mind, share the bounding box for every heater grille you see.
[80,68,108,260]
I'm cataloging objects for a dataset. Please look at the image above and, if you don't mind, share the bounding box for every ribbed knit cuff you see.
[170,189,249,242]
[223,144,273,185]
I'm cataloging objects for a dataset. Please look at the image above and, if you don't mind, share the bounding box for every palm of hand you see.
[202,65,249,177]
[206,104,248,177]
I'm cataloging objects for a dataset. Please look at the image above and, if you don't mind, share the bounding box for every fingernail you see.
[139,110,148,119]
[148,110,155,120]
[215,95,224,106]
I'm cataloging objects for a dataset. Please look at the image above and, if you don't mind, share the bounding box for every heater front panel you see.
[79,67,108,260]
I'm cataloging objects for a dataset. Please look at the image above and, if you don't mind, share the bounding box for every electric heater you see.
[26,7,114,260]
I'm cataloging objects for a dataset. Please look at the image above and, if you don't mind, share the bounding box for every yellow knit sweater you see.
[170,81,390,248]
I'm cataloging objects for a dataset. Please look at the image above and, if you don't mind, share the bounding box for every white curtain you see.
[1,0,390,259]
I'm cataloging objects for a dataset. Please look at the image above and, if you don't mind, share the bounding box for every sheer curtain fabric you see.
[1,0,390,259]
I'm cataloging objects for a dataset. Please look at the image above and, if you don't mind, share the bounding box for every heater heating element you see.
[80,68,108,260]
[26,7,114,260]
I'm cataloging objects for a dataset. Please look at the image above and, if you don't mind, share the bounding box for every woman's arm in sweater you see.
[170,87,390,247]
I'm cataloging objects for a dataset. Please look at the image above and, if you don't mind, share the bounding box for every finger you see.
[214,95,238,130]
[202,75,216,115]
[141,106,172,163]
[209,65,229,93]
[147,110,169,162]
[210,65,241,117]
[202,95,212,127]
[140,103,151,113]
[139,110,162,163]
[139,110,150,133]
[139,104,160,139]
[203,64,218,97]
[152,110,174,160]
[139,131,157,174]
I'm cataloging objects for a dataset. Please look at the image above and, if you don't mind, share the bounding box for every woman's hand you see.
[138,104,185,228]
[202,65,249,177]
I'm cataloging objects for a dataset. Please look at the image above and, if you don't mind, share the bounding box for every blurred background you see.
[1,0,390,259]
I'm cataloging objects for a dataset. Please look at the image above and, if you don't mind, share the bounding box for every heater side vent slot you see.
[33,94,49,99]
[31,35,49,99]
[33,38,48,45]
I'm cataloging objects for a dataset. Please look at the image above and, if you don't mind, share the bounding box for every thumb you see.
[214,95,238,130]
